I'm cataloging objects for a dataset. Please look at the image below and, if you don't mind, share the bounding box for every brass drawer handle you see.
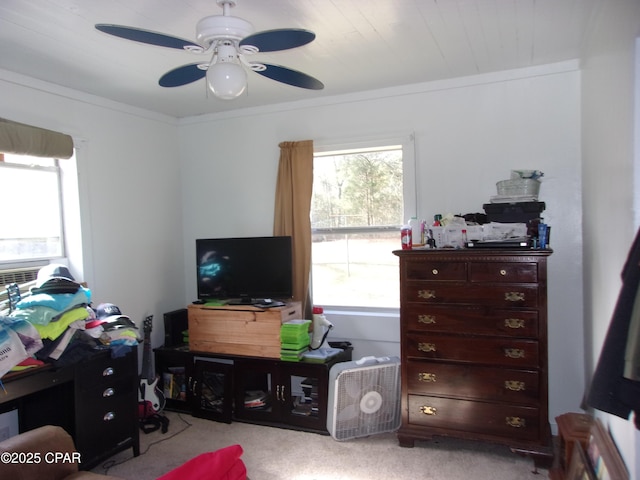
[506,416,526,428]
[505,292,525,302]
[431,269,439,275]
[420,406,437,415]
[504,348,525,359]
[418,290,436,299]
[418,314,436,324]
[103,387,115,397]
[418,372,436,382]
[500,269,507,276]
[505,318,525,329]
[102,367,115,376]
[103,412,115,422]
[504,381,525,391]
[418,343,436,353]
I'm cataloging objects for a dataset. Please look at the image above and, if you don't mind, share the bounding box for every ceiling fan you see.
[95,0,324,100]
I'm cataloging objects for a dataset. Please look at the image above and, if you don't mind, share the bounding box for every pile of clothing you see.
[0,264,139,377]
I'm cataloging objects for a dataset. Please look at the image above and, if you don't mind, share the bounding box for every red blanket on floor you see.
[157,444,246,480]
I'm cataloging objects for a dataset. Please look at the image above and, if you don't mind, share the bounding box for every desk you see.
[1,364,73,402]
[0,346,139,470]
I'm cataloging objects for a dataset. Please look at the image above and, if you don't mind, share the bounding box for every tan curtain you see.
[274,140,314,318]
[0,118,73,159]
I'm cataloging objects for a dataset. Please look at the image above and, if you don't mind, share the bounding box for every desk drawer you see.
[76,353,132,389]
[80,393,133,425]
[82,376,135,405]
[75,403,136,460]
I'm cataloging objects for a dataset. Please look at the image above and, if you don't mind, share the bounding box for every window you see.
[311,135,415,309]
[0,153,65,262]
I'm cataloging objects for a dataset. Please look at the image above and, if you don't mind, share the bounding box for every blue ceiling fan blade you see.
[95,24,201,50]
[159,64,206,87]
[240,29,315,52]
[254,64,324,90]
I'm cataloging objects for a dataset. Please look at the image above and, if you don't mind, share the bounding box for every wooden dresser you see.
[393,248,553,467]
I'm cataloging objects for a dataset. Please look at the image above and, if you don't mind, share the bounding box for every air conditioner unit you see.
[327,356,401,441]
[0,266,40,311]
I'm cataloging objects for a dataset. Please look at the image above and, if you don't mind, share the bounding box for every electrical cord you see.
[309,324,332,351]
[95,412,193,475]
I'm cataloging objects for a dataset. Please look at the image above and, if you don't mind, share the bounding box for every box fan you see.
[327,356,401,441]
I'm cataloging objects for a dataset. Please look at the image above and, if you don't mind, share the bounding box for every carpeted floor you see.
[92,411,548,480]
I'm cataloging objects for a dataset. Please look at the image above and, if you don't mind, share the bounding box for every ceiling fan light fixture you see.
[207,60,247,100]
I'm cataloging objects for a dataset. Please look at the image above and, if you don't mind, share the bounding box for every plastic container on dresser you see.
[393,248,553,469]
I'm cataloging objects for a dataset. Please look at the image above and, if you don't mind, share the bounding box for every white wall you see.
[581,0,640,476]
[178,63,584,430]
[0,71,186,351]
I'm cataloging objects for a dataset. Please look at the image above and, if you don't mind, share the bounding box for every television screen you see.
[196,236,293,303]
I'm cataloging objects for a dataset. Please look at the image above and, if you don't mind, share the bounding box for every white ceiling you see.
[0,0,598,119]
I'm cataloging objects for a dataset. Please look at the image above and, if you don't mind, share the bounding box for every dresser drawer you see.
[405,261,466,281]
[404,284,539,308]
[469,262,538,283]
[407,395,540,441]
[406,333,539,367]
[404,304,539,338]
[405,360,540,405]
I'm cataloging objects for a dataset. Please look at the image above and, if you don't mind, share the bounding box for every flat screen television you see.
[196,236,293,304]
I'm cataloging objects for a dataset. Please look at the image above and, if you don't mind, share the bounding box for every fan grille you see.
[330,361,401,441]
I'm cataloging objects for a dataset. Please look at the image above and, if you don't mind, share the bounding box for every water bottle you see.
[461,229,468,248]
